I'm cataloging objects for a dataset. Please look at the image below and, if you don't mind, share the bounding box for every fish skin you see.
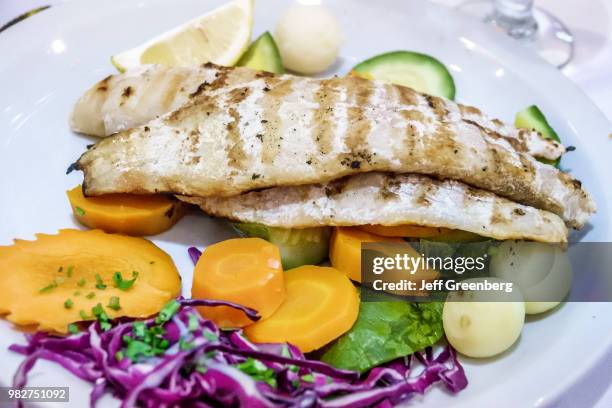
[179,172,568,243]
[72,64,564,159]
[75,64,594,228]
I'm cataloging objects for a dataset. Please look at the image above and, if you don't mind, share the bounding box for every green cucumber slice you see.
[515,105,561,167]
[351,51,456,100]
[237,32,284,74]
[231,222,330,269]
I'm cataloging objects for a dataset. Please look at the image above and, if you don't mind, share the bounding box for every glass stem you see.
[491,0,538,39]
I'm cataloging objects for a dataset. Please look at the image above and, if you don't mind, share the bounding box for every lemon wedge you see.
[112,0,253,71]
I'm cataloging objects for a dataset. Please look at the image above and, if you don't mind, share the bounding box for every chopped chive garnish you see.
[39,282,58,293]
[301,374,315,383]
[66,265,74,278]
[115,351,124,361]
[113,271,138,291]
[92,303,111,331]
[203,331,218,342]
[132,321,146,338]
[95,274,106,290]
[79,310,90,320]
[64,299,73,309]
[67,323,80,334]
[188,313,199,332]
[85,292,95,299]
[77,278,86,287]
[108,296,121,311]
[75,206,86,216]
[155,300,180,324]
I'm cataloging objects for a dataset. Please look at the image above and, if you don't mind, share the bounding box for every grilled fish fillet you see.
[71,64,564,160]
[179,173,568,243]
[75,64,594,228]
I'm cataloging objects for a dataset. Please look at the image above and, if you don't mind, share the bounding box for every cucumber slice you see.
[237,31,284,74]
[351,51,456,100]
[515,105,561,167]
[231,222,330,269]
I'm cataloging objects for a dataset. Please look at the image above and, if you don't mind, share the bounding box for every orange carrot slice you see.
[244,265,359,352]
[192,238,285,328]
[329,227,403,282]
[67,185,186,236]
[0,229,181,333]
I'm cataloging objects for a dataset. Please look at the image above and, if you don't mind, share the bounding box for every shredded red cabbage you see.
[9,297,467,407]
[188,246,202,265]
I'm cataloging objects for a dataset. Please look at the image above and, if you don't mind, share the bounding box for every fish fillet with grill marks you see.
[71,64,565,161]
[179,173,568,243]
[75,64,595,228]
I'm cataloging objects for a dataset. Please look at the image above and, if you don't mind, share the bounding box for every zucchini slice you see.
[231,222,330,269]
[351,51,456,100]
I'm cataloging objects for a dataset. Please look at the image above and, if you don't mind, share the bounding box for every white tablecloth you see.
[1,0,611,407]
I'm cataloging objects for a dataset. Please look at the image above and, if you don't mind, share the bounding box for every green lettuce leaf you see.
[320,302,443,373]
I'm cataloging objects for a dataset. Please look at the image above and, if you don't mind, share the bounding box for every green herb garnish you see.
[108,296,121,311]
[112,271,138,291]
[92,303,111,331]
[39,281,58,293]
[85,292,95,299]
[75,206,86,216]
[77,278,86,287]
[236,358,277,387]
[188,313,199,332]
[155,299,180,324]
[66,265,74,278]
[64,298,73,309]
[301,374,315,383]
[67,323,80,334]
[94,274,106,290]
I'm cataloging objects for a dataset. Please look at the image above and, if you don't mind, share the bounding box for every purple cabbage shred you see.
[9,298,467,407]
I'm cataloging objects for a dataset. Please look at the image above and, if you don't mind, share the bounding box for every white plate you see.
[0,0,611,406]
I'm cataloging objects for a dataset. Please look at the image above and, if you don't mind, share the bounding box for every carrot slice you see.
[67,185,186,236]
[0,229,181,333]
[192,238,285,328]
[329,227,403,282]
[244,265,359,352]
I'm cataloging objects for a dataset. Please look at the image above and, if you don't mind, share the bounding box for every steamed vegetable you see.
[443,278,525,358]
[0,229,181,333]
[275,4,341,74]
[231,222,330,269]
[515,105,562,167]
[351,51,456,99]
[321,302,444,373]
[237,31,284,73]
[490,240,571,314]
[358,225,485,244]
[192,238,285,328]
[10,298,467,407]
[67,185,186,236]
[330,227,403,282]
[244,266,359,352]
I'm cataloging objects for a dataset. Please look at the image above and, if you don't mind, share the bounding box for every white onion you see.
[443,277,524,358]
